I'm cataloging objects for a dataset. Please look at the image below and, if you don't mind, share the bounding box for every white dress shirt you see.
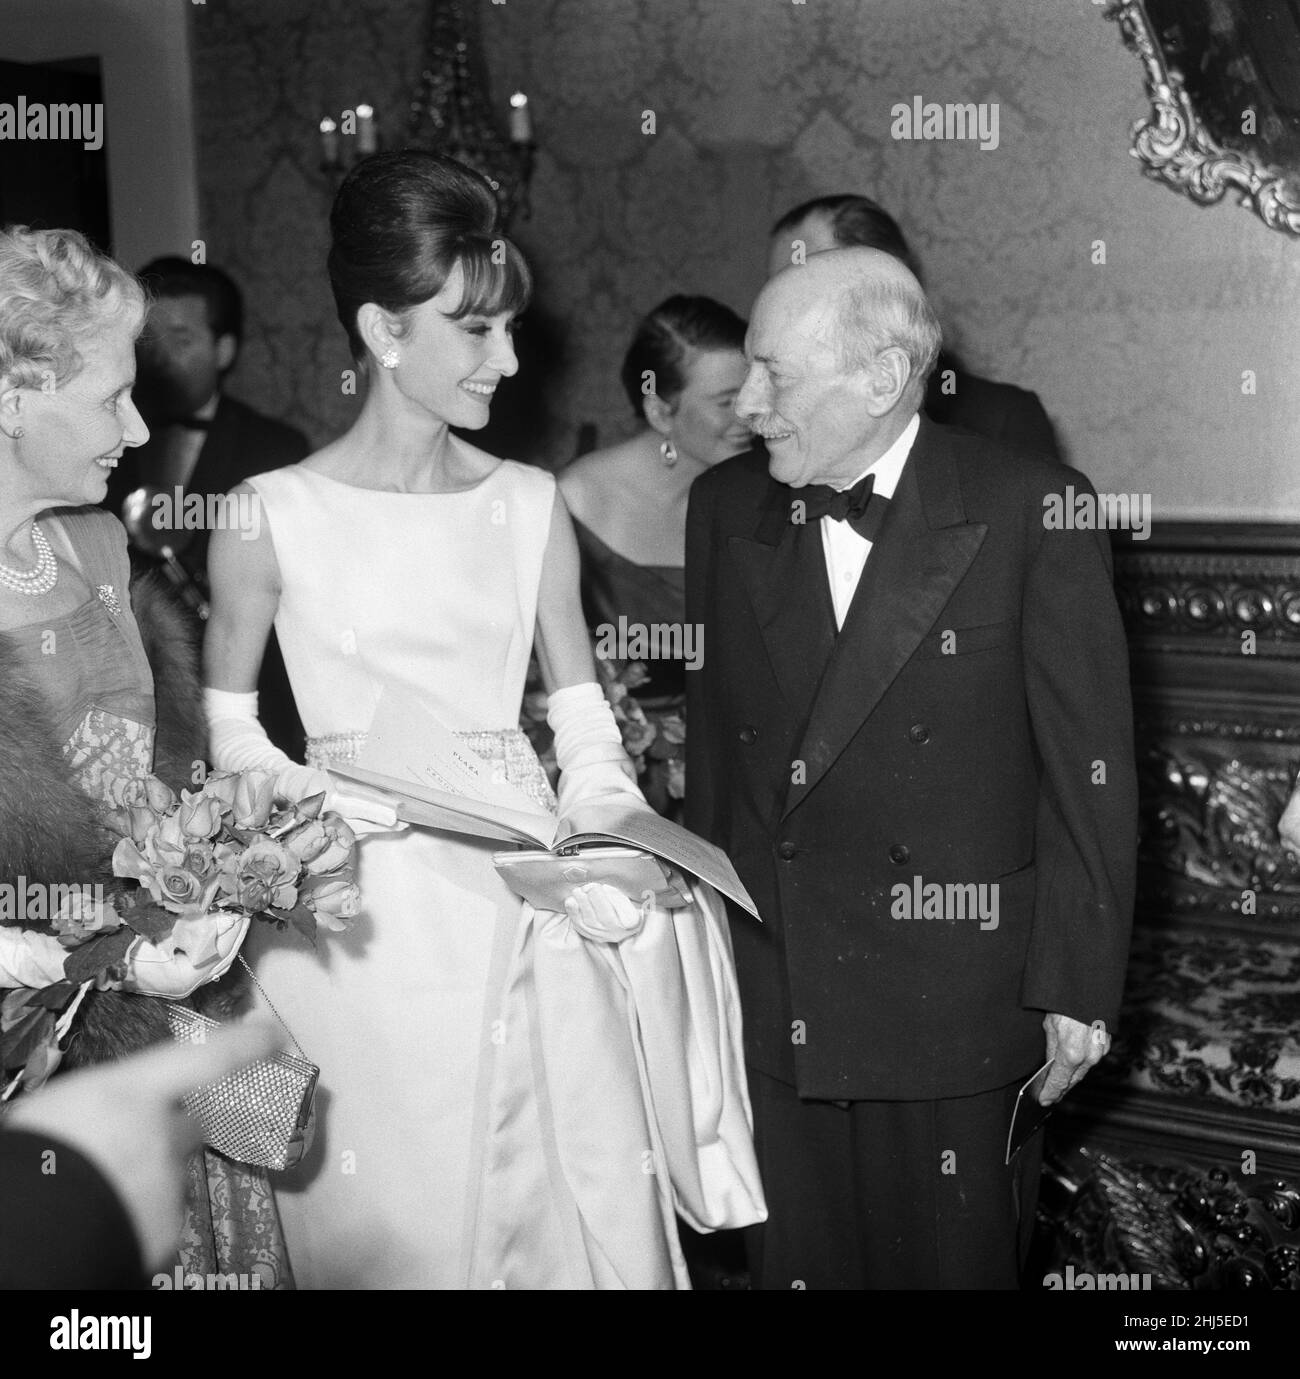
[820,412,919,630]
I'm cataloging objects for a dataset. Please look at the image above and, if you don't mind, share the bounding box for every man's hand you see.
[1040,1012,1111,1106]
[7,1018,283,1269]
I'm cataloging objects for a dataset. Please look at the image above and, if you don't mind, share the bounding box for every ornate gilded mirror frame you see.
[1104,0,1300,238]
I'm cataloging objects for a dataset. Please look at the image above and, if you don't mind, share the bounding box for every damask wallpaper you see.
[190,0,1300,518]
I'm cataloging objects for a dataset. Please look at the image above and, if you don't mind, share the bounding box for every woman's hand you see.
[564,883,647,944]
[121,911,251,1000]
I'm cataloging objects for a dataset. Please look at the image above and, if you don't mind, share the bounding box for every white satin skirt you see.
[245,733,765,1289]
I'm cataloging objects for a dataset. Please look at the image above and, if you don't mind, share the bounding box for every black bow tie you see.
[794,473,888,540]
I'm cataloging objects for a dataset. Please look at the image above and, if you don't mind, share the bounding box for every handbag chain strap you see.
[237,955,310,1063]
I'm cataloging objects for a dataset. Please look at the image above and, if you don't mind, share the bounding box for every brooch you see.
[96,584,122,616]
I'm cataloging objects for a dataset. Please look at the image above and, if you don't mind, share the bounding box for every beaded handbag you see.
[166,957,317,1171]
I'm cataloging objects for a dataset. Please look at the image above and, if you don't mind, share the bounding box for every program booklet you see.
[329,686,761,920]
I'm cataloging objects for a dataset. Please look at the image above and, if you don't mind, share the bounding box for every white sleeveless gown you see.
[242,461,763,1289]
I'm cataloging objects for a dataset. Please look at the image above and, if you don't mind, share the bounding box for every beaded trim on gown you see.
[240,460,764,1289]
[0,506,293,1289]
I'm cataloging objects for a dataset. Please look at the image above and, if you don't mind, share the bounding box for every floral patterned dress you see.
[0,506,292,1288]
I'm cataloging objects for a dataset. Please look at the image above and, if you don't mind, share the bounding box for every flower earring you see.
[380,348,400,370]
[660,438,677,467]
[11,428,23,439]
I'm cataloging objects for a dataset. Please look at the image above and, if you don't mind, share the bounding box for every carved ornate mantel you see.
[1043,524,1300,1289]
[1114,524,1300,930]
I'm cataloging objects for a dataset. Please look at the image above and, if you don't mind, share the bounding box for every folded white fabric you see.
[203,687,402,833]
[0,926,69,989]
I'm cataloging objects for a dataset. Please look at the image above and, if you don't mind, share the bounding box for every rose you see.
[152,864,222,916]
[150,810,190,861]
[144,776,177,815]
[220,838,299,914]
[657,713,686,747]
[620,716,657,759]
[232,770,277,830]
[281,813,356,875]
[620,661,651,691]
[112,774,175,817]
[51,889,124,949]
[112,836,221,916]
[181,841,221,881]
[305,814,356,876]
[199,771,240,814]
[303,876,361,932]
[178,791,224,841]
[281,818,328,867]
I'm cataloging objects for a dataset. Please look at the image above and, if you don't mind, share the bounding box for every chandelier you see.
[317,0,535,228]
[406,0,535,227]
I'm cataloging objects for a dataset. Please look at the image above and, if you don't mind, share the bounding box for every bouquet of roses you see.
[1,769,358,1097]
[594,657,686,817]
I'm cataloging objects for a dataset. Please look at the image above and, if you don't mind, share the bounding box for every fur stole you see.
[0,569,244,1067]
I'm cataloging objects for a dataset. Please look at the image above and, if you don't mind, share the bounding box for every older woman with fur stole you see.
[0,226,292,1287]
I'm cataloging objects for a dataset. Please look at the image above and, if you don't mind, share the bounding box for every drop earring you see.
[380,348,400,370]
[660,438,677,467]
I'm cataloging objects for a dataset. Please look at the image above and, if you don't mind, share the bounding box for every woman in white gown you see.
[201,152,763,1289]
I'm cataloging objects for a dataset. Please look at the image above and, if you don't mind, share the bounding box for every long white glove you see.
[203,687,402,833]
[548,682,652,939]
[548,681,648,820]
[0,912,246,999]
[0,927,70,990]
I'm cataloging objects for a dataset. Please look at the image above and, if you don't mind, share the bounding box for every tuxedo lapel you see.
[783,421,987,818]
[727,479,837,720]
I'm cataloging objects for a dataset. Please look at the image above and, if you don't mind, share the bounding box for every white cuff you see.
[0,927,68,989]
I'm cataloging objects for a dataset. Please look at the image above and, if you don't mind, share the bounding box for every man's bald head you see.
[764,247,941,404]
[738,249,941,488]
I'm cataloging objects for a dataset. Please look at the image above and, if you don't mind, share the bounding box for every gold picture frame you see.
[1105,0,1300,238]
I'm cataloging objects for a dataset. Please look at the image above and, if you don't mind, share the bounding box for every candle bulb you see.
[509,91,532,144]
[356,103,377,155]
[319,116,339,166]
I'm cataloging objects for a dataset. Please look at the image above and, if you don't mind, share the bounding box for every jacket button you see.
[888,844,910,865]
[738,725,758,745]
[777,841,797,861]
[908,723,930,744]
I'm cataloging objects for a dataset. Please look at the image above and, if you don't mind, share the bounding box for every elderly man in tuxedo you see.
[685,248,1137,1289]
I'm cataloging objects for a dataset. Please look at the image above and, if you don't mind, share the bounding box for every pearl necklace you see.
[0,521,58,596]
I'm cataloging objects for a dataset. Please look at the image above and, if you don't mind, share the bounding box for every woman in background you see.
[557,297,751,815]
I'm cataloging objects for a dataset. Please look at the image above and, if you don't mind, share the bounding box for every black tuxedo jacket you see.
[685,419,1136,1101]
[924,357,1060,460]
[104,392,310,760]
[106,392,309,580]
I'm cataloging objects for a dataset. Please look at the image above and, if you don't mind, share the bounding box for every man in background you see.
[105,257,307,758]
[769,195,1060,460]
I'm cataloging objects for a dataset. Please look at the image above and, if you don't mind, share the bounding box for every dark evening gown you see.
[571,518,688,817]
